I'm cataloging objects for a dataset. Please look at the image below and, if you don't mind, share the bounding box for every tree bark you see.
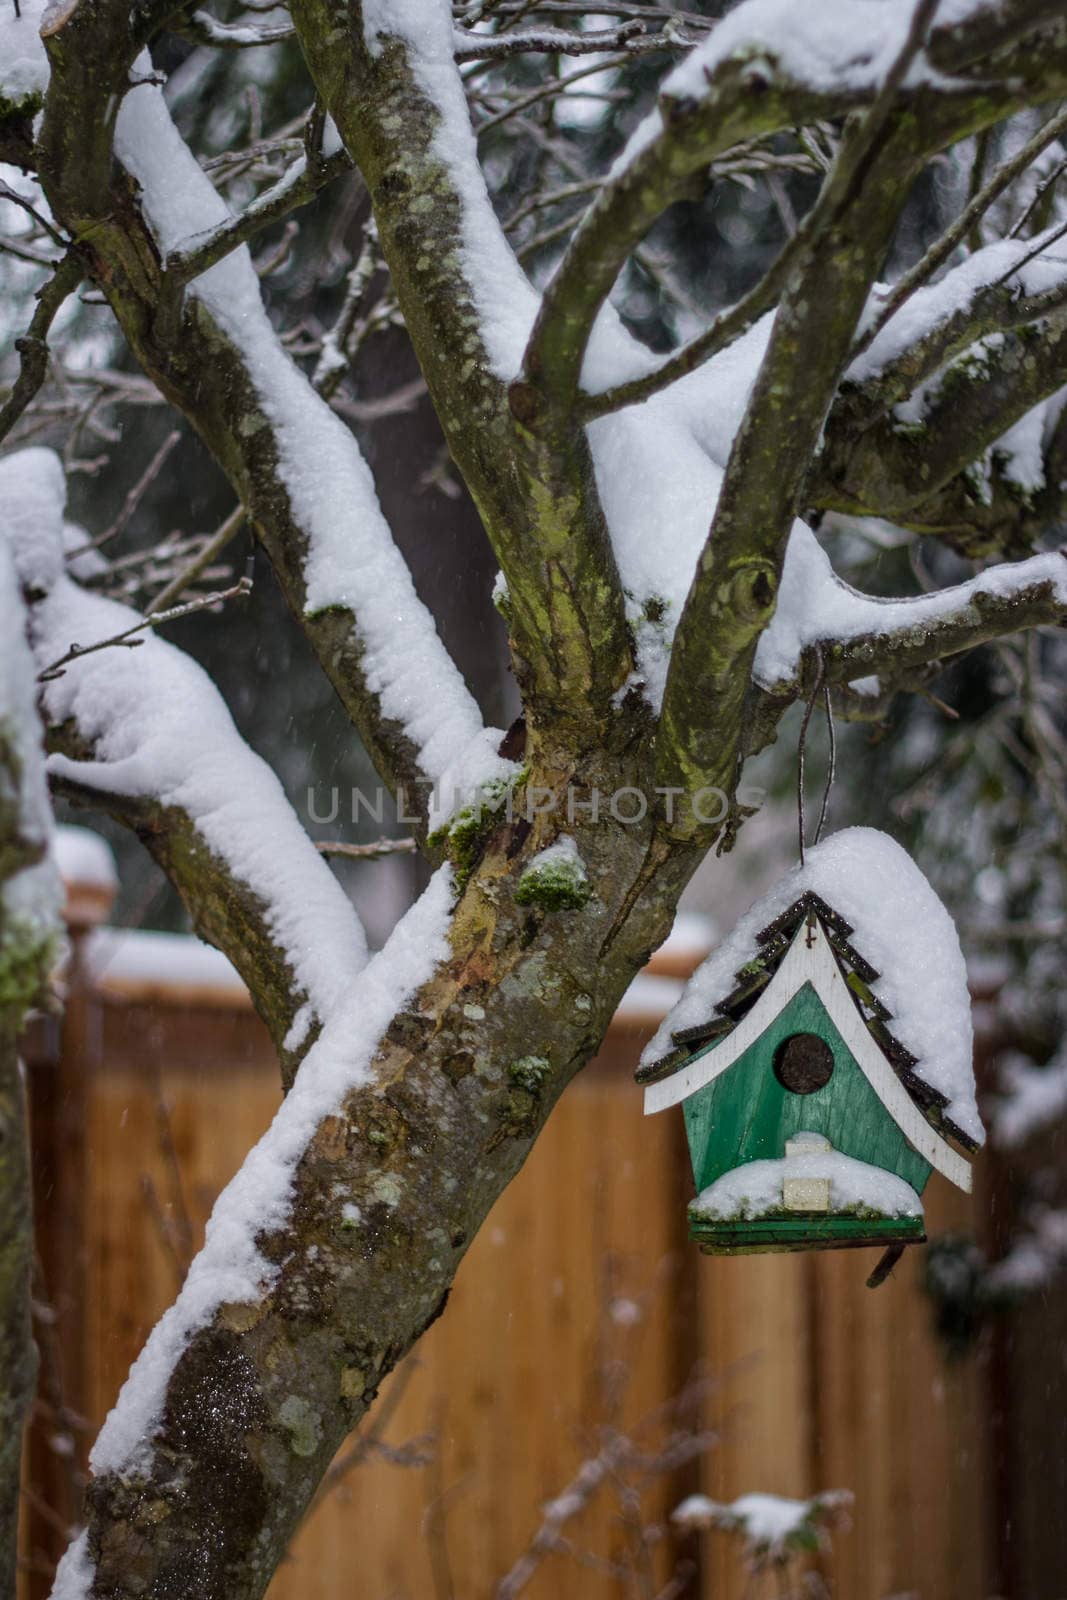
[0,1026,35,1600]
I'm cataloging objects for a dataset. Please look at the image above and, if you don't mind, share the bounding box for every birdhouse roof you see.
[637,828,983,1157]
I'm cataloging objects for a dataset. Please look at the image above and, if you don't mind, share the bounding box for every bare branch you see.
[316,837,418,860]
[146,504,246,614]
[82,428,182,551]
[0,252,82,445]
[165,146,354,291]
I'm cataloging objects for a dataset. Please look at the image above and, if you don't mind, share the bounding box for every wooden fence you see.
[15,853,1054,1600]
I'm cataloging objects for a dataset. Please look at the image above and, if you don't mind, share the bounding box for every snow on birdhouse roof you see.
[639,827,983,1149]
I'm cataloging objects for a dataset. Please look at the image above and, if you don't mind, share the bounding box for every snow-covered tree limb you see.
[516,0,1067,425]
[820,309,1067,527]
[35,16,508,836]
[0,449,369,1084]
[755,537,1067,696]
[290,0,636,742]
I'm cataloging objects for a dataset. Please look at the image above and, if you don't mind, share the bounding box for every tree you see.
[4,0,1067,1595]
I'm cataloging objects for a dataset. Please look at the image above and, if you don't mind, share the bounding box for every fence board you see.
[17,899,1014,1600]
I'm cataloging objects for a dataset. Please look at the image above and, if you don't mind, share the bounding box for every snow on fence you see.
[16,834,1029,1600]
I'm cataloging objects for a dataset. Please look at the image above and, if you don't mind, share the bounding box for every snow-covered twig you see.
[755,538,1067,694]
[175,10,295,49]
[38,573,253,682]
[454,19,649,60]
[851,105,1067,366]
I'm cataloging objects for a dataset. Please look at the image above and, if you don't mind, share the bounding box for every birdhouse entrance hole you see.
[774,1032,834,1094]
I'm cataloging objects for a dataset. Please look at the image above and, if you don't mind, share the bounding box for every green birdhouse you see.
[637,889,978,1265]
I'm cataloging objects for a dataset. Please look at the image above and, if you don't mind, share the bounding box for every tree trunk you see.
[0,1025,36,1600]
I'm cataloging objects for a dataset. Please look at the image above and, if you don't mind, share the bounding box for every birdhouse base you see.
[688,1213,927,1256]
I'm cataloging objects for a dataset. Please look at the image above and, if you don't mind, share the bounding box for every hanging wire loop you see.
[797,645,835,866]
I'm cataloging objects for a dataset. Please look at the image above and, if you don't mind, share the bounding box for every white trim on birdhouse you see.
[643,917,972,1193]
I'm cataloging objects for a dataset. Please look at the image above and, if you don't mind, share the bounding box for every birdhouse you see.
[637,830,982,1267]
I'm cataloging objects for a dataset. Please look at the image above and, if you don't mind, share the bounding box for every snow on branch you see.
[359,0,540,381]
[0,447,368,1069]
[754,523,1067,691]
[175,9,295,49]
[848,108,1067,377]
[672,1489,853,1569]
[846,222,1067,409]
[112,71,514,828]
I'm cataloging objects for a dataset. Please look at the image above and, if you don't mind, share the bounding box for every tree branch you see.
[818,305,1067,522]
[578,211,805,420]
[164,146,354,291]
[0,251,82,445]
[516,0,1025,425]
[759,548,1067,698]
[453,18,647,60]
[848,104,1067,369]
[290,0,635,746]
[35,30,503,836]
[0,447,368,1087]
[656,67,936,834]
[0,546,61,1600]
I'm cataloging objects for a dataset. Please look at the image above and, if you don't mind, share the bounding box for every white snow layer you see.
[672,1490,850,1555]
[850,228,1067,386]
[0,0,49,104]
[0,447,368,1033]
[89,864,455,1475]
[667,0,947,100]
[754,524,1067,689]
[641,827,983,1146]
[692,1150,922,1220]
[54,824,118,894]
[111,69,512,823]
[49,1531,93,1600]
[86,928,243,996]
